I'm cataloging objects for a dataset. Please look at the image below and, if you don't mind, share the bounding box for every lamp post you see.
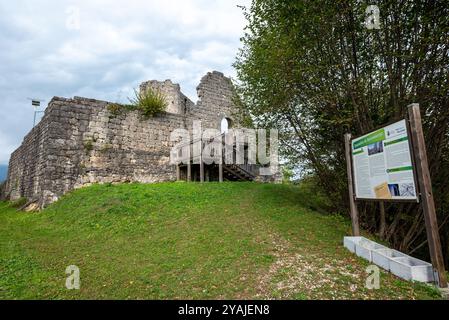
[28,98,45,127]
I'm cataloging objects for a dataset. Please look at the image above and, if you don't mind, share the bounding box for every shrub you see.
[128,87,167,118]
[107,103,124,117]
[10,197,27,208]
[107,103,135,118]
[83,139,94,153]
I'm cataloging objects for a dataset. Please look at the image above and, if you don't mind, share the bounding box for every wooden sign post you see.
[345,133,360,236]
[345,103,447,288]
[408,103,447,288]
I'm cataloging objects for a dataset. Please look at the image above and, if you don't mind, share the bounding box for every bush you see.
[83,139,94,153]
[107,103,124,117]
[107,103,136,118]
[129,87,167,118]
[10,197,27,208]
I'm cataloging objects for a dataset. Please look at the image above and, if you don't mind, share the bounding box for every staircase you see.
[223,164,256,181]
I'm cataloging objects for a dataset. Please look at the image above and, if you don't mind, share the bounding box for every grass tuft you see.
[128,87,167,118]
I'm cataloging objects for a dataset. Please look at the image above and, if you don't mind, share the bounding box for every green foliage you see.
[231,90,255,128]
[9,197,27,208]
[83,139,94,153]
[128,87,167,118]
[235,0,449,266]
[0,183,442,299]
[107,103,124,117]
[281,165,293,184]
[107,88,167,120]
[107,102,136,118]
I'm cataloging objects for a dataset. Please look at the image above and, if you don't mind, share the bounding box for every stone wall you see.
[193,71,237,129]
[4,110,53,203]
[3,71,243,208]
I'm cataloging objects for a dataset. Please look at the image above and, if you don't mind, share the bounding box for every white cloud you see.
[190,41,238,65]
[0,0,251,164]
[0,132,16,164]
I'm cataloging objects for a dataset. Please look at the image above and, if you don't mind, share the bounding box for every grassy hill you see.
[0,182,442,299]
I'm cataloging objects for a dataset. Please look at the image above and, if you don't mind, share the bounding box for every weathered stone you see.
[2,71,275,209]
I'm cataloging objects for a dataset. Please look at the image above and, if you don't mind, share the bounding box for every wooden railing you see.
[173,132,259,181]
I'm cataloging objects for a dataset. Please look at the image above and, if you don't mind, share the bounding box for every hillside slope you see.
[0,182,441,299]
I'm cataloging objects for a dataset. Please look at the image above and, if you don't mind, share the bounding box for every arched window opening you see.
[221,117,231,134]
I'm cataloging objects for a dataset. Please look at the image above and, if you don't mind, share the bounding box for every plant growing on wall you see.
[107,88,167,119]
[83,139,94,154]
[128,87,167,118]
[107,103,125,117]
[107,102,136,118]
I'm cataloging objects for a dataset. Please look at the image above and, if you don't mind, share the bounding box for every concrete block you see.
[353,238,387,262]
[372,248,407,271]
[439,287,449,300]
[343,236,363,253]
[389,256,435,283]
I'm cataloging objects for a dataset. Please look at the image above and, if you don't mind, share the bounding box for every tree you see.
[281,165,294,184]
[235,0,449,266]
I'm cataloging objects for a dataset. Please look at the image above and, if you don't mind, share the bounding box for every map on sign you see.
[351,120,418,201]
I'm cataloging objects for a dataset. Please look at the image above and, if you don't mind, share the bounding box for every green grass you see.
[129,87,167,118]
[0,182,442,300]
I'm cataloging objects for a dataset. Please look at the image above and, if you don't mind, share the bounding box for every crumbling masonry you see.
[3,71,275,208]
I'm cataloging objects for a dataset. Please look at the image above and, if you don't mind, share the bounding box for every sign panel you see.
[351,120,418,201]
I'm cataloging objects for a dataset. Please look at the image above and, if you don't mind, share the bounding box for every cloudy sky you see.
[0,0,250,165]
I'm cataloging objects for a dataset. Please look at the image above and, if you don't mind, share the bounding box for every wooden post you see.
[200,141,204,182]
[344,133,360,236]
[176,165,180,181]
[187,162,191,182]
[200,162,204,182]
[379,201,386,239]
[219,142,223,182]
[408,103,447,288]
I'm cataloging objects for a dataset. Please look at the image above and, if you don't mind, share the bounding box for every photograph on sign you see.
[351,120,418,201]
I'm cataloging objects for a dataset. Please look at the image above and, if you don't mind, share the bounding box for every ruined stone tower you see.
[3,71,242,207]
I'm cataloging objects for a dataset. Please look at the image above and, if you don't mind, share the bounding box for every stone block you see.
[343,236,436,283]
[389,256,435,282]
[355,238,387,262]
[343,236,363,253]
[372,248,407,271]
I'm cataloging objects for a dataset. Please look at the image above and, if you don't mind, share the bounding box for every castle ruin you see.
[3,71,277,208]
